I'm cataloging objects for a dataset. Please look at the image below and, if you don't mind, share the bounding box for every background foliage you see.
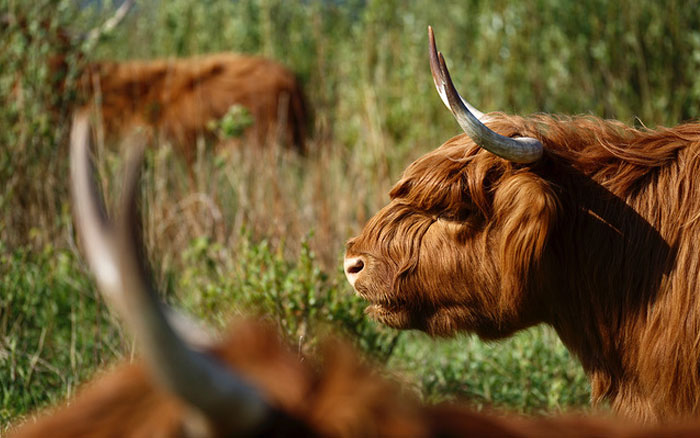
[3,0,699,427]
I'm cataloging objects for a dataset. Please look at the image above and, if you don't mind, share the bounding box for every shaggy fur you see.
[346,113,700,422]
[77,53,308,160]
[12,318,700,438]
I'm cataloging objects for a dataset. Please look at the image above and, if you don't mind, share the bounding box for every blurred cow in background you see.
[344,27,700,422]
[10,111,700,438]
[6,0,309,163]
[79,52,308,162]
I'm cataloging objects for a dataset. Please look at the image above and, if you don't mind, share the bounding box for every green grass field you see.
[3,0,699,429]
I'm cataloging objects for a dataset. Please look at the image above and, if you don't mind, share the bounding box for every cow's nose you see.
[344,256,365,287]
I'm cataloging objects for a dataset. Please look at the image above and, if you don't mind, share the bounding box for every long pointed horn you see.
[428,26,543,163]
[70,112,269,434]
[428,28,485,121]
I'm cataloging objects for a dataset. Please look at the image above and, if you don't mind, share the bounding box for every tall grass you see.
[2,0,699,427]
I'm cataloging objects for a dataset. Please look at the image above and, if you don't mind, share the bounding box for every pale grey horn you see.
[428,26,543,163]
[70,112,269,434]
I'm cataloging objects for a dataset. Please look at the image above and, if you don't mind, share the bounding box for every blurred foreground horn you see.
[70,112,269,434]
[428,26,543,163]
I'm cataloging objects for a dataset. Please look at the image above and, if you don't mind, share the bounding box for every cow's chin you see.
[364,303,464,337]
[367,300,479,337]
[365,303,412,329]
[353,283,464,335]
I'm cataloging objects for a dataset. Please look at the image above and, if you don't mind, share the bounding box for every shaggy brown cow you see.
[78,52,308,160]
[344,27,700,423]
[8,4,308,159]
[10,112,700,438]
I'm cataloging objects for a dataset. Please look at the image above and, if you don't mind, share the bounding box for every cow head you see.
[344,28,559,338]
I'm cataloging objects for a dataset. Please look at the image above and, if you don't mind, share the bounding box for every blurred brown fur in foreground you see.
[10,318,700,438]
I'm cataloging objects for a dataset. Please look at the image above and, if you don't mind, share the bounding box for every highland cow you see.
[344,27,700,422]
[8,2,308,161]
[10,112,700,438]
[78,52,308,161]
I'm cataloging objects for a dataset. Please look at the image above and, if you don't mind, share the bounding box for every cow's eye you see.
[438,208,471,222]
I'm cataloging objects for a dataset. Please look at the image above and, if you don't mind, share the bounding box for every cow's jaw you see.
[365,303,412,329]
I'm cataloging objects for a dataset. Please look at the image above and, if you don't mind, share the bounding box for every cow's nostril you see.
[347,259,364,274]
[344,257,366,287]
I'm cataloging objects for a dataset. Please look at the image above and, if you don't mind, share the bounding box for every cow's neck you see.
[541,142,700,417]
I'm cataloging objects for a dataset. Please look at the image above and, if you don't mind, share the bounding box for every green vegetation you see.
[0,245,121,425]
[3,0,699,428]
[208,104,254,139]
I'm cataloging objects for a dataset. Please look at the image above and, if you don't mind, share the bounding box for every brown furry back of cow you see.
[79,53,308,160]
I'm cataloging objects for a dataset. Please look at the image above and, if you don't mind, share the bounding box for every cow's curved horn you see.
[70,113,269,434]
[428,26,543,163]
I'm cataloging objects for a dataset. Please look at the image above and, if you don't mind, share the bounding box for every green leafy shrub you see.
[388,328,590,414]
[207,104,255,140]
[177,234,400,361]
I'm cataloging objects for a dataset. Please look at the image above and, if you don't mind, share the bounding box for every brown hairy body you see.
[79,52,308,159]
[11,320,418,438]
[11,319,700,438]
[346,113,700,422]
[6,9,308,156]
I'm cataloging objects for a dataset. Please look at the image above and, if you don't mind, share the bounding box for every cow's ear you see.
[492,173,558,313]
